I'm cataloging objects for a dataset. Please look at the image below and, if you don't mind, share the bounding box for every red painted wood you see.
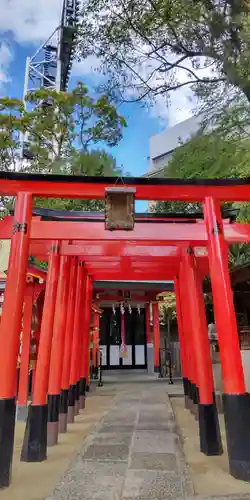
[48,256,70,396]
[69,262,84,386]
[174,276,187,380]
[179,261,194,387]
[182,250,214,404]
[0,218,250,245]
[61,257,77,390]
[204,196,245,394]
[0,193,32,398]
[1,176,250,201]
[80,276,93,381]
[18,283,34,405]
[32,245,60,405]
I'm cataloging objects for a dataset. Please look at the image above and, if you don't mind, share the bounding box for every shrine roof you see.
[32,207,238,223]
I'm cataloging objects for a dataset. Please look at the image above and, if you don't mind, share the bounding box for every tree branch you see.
[154,77,226,96]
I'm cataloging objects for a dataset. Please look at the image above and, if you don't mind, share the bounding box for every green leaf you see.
[0,84,126,214]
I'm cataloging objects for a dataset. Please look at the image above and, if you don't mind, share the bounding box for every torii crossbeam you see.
[0,173,250,486]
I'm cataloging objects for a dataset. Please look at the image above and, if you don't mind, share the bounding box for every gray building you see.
[148,114,203,177]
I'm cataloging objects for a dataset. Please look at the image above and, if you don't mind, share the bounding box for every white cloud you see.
[72,55,101,79]
[0,41,13,91]
[151,86,195,127]
[150,59,216,126]
[0,0,62,44]
[124,53,216,126]
[0,1,216,127]
[0,2,101,82]
[73,52,197,125]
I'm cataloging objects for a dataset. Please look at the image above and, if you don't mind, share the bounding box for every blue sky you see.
[0,40,165,179]
[0,1,189,211]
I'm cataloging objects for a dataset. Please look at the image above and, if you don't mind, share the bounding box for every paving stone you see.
[137,418,174,427]
[119,404,139,411]
[139,404,168,412]
[102,414,137,424]
[140,405,169,410]
[83,443,130,461]
[138,413,175,422]
[136,421,176,432]
[139,408,173,415]
[91,431,132,446]
[99,424,135,433]
[46,380,194,500]
[141,398,167,404]
[122,395,141,400]
[121,470,185,499]
[137,416,169,425]
[106,408,137,414]
[132,431,177,454]
[47,460,127,500]
[130,452,177,471]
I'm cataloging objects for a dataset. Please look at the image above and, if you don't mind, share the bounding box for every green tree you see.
[24,84,126,171]
[151,129,250,267]
[35,149,122,211]
[0,83,127,213]
[166,132,250,179]
[158,292,176,323]
[0,83,126,173]
[158,293,176,349]
[79,0,250,117]
[228,243,250,269]
[151,130,250,215]
[0,97,25,173]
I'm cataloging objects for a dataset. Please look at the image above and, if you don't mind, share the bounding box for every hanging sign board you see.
[105,187,136,230]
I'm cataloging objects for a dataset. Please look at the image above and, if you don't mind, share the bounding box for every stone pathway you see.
[46,376,250,500]
[47,384,194,500]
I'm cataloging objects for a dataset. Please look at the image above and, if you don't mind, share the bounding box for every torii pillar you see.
[59,257,77,432]
[80,275,93,396]
[204,196,250,480]
[179,260,199,415]
[47,256,70,446]
[21,243,60,462]
[17,280,34,421]
[174,275,189,408]
[182,248,223,455]
[68,261,84,422]
[0,192,32,486]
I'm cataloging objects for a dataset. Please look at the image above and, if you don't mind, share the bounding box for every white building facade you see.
[148,114,204,177]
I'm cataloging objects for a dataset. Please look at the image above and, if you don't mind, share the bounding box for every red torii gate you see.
[0,172,250,486]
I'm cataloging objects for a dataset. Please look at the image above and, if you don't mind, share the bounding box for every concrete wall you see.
[149,151,174,173]
[241,351,250,391]
[149,115,203,164]
[167,343,250,391]
[212,350,250,393]
[158,337,250,389]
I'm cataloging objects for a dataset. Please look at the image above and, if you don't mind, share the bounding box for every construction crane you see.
[22,0,80,159]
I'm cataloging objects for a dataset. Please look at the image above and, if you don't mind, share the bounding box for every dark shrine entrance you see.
[100,307,147,369]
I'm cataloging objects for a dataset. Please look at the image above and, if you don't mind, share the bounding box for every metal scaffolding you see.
[22,0,80,158]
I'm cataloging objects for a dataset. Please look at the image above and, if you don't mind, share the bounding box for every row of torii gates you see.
[0,172,250,487]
